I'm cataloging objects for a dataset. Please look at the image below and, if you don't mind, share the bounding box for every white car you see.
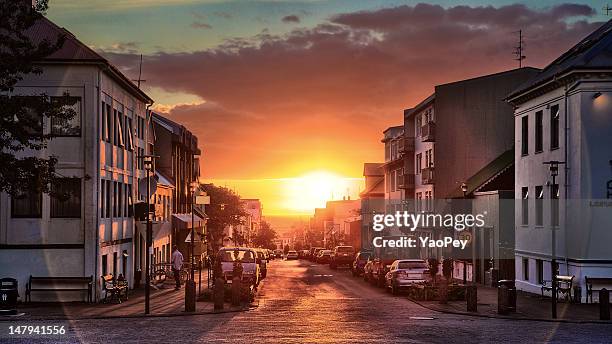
[385,259,431,295]
[286,250,299,260]
[217,247,260,286]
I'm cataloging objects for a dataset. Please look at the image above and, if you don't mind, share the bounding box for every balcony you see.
[399,137,415,155]
[420,122,436,142]
[398,173,415,189]
[421,167,434,185]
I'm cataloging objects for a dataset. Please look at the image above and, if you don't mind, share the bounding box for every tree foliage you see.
[200,183,247,252]
[251,220,278,250]
[0,0,77,196]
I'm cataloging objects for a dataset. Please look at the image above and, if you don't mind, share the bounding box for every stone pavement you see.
[412,285,610,322]
[3,270,247,320]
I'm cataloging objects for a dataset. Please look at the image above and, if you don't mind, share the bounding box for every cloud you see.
[191,21,213,29]
[282,15,301,23]
[103,3,602,179]
[214,11,232,19]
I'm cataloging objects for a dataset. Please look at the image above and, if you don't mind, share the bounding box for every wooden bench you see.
[101,275,128,304]
[541,275,574,301]
[26,276,93,303]
[585,276,612,303]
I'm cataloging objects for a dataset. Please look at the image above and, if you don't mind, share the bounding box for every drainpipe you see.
[94,67,103,301]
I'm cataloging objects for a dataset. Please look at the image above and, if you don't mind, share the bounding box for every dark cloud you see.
[103,3,603,178]
[214,11,232,19]
[282,15,300,23]
[191,21,212,29]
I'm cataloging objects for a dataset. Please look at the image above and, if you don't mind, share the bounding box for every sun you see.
[282,171,359,214]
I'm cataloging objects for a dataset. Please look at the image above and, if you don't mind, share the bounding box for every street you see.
[5,259,612,344]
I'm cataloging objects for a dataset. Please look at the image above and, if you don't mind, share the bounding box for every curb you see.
[405,297,612,325]
[0,304,253,322]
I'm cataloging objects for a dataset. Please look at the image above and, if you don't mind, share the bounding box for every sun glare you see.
[282,171,359,214]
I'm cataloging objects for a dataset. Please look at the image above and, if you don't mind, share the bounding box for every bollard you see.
[213,277,225,311]
[185,280,196,312]
[498,285,509,315]
[600,288,610,321]
[231,277,242,306]
[466,285,477,312]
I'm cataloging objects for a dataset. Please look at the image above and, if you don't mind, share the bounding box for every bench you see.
[541,275,574,301]
[26,276,93,303]
[585,276,612,303]
[101,274,128,304]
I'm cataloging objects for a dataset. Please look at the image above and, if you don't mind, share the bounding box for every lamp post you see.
[543,160,565,319]
[139,154,158,315]
[461,182,468,284]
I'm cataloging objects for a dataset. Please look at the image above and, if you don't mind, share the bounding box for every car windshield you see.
[337,247,353,253]
[397,261,428,270]
[219,250,256,263]
[257,251,264,258]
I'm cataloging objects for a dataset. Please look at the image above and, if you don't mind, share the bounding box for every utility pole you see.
[139,154,159,315]
[514,30,526,68]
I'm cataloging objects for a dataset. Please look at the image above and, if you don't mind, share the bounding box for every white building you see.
[0,16,153,301]
[507,21,612,301]
[381,126,406,214]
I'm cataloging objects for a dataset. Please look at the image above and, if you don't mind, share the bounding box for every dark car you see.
[330,245,354,269]
[352,251,371,276]
[312,247,325,261]
[367,257,397,288]
[274,249,283,259]
[316,250,332,264]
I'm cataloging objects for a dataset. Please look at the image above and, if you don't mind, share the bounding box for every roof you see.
[155,170,175,188]
[447,148,514,198]
[359,178,384,198]
[508,20,612,100]
[363,163,384,176]
[405,93,435,119]
[26,16,152,103]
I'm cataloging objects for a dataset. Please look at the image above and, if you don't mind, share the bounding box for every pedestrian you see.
[171,245,183,290]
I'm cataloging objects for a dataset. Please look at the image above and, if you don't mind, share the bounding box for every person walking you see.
[171,245,184,290]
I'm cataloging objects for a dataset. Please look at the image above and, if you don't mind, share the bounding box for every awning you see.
[172,213,206,229]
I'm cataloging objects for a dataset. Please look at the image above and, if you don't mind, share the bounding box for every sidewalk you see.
[411,285,612,323]
[2,271,249,321]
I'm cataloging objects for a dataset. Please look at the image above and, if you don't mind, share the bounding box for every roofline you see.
[437,67,540,89]
[38,59,153,103]
[405,93,435,118]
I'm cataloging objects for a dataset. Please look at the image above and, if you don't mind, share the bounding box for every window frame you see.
[50,177,82,218]
[521,115,529,156]
[550,104,560,150]
[11,188,43,218]
[535,110,543,153]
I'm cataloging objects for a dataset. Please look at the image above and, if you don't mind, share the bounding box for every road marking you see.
[409,316,435,320]
[313,274,334,277]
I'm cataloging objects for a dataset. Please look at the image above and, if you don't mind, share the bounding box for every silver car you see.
[385,259,430,295]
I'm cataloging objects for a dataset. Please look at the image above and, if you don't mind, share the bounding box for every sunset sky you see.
[47,0,606,217]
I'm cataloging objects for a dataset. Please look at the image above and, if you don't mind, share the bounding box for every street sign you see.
[458,232,472,244]
[138,175,158,199]
[196,195,210,205]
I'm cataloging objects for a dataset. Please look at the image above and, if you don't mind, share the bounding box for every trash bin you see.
[0,278,19,315]
[497,279,516,313]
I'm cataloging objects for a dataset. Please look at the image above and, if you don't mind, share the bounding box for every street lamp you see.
[543,160,565,319]
[139,154,158,315]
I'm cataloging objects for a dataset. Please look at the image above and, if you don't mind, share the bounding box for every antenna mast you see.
[132,54,146,88]
[513,30,526,68]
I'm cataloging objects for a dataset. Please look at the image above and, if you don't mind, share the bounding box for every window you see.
[416,153,422,173]
[126,117,134,151]
[51,96,81,136]
[113,182,118,217]
[535,110,543,153]
[550,104,560,150]
[521,116,529,155]
[116,111,124,147]
[536,259,544,284]
[416,116,422,136]
[105,180,111,218]
[521,187,529,225]
[101,180,106,217]
[390,170,396,192]
[523,258,529,281]
[425,149,433,168]
[50,178,81,218]
[535,186,543,226]
[105,104,112,142]
[11,188,42,218]
[102,254,108,276]
[127,184,133,217]
[118,182,123,217]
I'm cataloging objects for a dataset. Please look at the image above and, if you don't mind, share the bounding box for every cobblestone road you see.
[4,259,612,343]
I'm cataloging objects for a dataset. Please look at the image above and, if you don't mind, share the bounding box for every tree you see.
[252,220,277,250]
[200,184,247,253]
[0,0,77,196]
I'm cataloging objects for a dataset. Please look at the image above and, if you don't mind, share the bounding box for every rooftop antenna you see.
[513,30,526,68]
[604,4,612,15]
[132,54,146,88]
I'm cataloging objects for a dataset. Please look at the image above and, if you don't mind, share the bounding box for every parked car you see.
[300,250,310,259]
[363,256,375,282]
[286,250,299,260]
[255,249,268,279]
[274,249,283,259]
[217,247,260,288]
[352,251,371,277]
[330,245,354,269]
[385,259,430,295]
[312,247,325,261]
[316,250,332,264]
[370,257,397,288]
